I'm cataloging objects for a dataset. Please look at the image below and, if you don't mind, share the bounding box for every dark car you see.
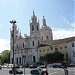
[30,69,40,75]
[52,63,63,68]
[29,64,38,68]
[9,67,23,74]
[52,64,59,68]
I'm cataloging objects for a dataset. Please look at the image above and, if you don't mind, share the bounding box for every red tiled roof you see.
[41,36,75,45]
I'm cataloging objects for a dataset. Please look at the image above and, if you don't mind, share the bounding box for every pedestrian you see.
[62,61,68,75]
[41,70,48,75]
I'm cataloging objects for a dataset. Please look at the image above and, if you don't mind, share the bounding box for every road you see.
[0,67,75,75]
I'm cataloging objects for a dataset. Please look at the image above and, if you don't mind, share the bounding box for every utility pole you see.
[10,20,17,75]
[22,55,26,75]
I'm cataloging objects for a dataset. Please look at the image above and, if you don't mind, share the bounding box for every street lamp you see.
[10,20,17,75]
[22,55,26,75]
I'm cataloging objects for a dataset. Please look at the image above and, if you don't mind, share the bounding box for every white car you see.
[37,66,48,75]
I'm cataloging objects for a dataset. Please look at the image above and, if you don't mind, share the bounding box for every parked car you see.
[37,66,49,75]
[9,67,23,74]
[37,65,46,68]
[30,69,40,75]
[68,63,75,67]
[52,63,63,68]
[29,64,38,68]
[47,64,53,67]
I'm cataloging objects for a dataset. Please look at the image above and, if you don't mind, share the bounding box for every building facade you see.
[67,38,75,64]
[10,11,75,65]
[38,37,75,64]
[10,11,53,65]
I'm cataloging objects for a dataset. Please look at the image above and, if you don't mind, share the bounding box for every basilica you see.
[10,11,75,66]
[10,11,53,65]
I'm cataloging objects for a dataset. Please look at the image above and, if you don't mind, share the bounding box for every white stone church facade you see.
[10,11,53,65]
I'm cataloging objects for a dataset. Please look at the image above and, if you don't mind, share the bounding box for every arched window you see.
[16,57,18,64]
[32,25,34,31]
[32,41,34,46]
[23,43,24,48]
[33,56,36,63]
[19,57,21,64]
[37,26,39,30]
[72,43,74,47]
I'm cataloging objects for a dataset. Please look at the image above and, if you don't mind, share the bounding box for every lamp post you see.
[10,20,17,75]
[22,55,26,75]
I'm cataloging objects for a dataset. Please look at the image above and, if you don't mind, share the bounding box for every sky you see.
[0,0,74,53]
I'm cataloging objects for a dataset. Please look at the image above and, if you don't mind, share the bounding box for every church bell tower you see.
[29,11,40,63]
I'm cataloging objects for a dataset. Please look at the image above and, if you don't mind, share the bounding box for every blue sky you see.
[0,0,74,53]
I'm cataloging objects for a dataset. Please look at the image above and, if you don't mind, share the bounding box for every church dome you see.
[40,16,53,41]
[41,26,52,35]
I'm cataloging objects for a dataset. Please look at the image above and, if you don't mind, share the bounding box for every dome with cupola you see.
[40,16,53,41]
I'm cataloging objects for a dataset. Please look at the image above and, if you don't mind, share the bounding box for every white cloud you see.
[62,16,75,29]
[52,28,75,40]
[0,39,10,53]
[70,23,75,28]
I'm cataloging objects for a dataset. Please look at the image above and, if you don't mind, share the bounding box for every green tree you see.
[45,52,64,63]
[0,50,10,64]
[0,55,2,64]
[39,56,45,63]
[53,52,64,62]
[45,53,53,63]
